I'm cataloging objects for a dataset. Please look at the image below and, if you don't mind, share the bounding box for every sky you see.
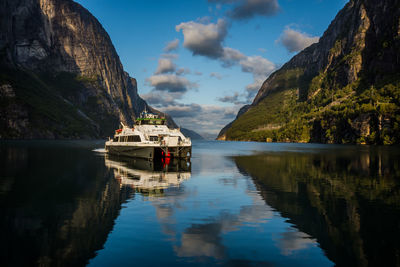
[74,0,347,138]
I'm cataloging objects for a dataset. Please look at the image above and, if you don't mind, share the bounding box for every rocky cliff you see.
[218,0,400,144]
[0,0,168,139]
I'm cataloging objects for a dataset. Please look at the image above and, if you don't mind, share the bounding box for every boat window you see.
[113,137,118,142]
[118,136,129,142]
[127,135,141,142]
[136,119,166,125]
[149,136,158,141]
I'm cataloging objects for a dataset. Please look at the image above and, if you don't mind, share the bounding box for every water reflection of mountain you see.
[0,143,131,267]
[233,148,400,266]
[105,155,191,196]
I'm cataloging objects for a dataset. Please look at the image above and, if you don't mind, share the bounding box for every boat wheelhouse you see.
[105,111,191,160]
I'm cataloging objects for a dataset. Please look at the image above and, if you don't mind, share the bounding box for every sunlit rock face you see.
[0,0,162,139]
[218,0,400,144]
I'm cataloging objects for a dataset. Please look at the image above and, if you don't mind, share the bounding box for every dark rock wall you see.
[0,0,158,138]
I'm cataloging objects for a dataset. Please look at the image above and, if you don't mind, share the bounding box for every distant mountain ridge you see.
[0,0,174,139]
[218,0,400,144]
[181,128,204,140]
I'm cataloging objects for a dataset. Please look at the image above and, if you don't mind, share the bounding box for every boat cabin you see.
[135,111,166,126]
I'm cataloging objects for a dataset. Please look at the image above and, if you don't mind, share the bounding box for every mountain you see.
[181,128,204,140]
[218,0,400,145]
[0,0,175,139]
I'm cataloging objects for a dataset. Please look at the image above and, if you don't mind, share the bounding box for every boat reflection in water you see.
[104,155,191,196]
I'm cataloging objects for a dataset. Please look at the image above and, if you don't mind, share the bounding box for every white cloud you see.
[240,55,276,77]
[221,47,246,67]
[277,27,319,53]
[245,77,265,92]
[146,74,197,93]
[162,104,203,118]
[239,56,276,99]
[209,0,280,20]
[155,58,176,74]
[160,53,179,60]
[210,72,223,80]
[217,92,247,105]
[245,77,265,100]
[176,19,228,58]
[164,39,179,52]
[176,19,277,103]
[176,68,191,75]
[141,91,182,107]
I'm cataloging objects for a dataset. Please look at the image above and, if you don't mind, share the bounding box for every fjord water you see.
[1,141,399,266]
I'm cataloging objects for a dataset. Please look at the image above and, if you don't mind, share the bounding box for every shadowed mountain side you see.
[0,143,134,266]
[233,148,400,266]
[181,128,204,140]
[219,0,400,144]
[0,0,175,139]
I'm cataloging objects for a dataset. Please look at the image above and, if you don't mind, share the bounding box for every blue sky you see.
[75,0,347,138]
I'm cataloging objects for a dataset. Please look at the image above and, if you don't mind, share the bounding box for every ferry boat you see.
[105,110,191,160]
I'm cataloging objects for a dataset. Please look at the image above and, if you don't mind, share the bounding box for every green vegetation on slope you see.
[225,71,400,145]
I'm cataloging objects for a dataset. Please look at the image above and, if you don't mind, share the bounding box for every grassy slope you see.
[225,68,311,142]
[225,70,400,144]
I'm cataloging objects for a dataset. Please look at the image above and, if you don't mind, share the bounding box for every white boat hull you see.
[105,144,191,160]
[106,145,154,158]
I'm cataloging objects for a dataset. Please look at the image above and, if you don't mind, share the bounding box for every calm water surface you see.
[1,140,399,266]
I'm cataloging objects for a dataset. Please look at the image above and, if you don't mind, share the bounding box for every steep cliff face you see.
[219,0,400,144]
[0,0,158,138]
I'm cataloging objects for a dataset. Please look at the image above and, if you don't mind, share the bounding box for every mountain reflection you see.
[0,142,130,267]
[104,155,191,196]
[233,147,400,266]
